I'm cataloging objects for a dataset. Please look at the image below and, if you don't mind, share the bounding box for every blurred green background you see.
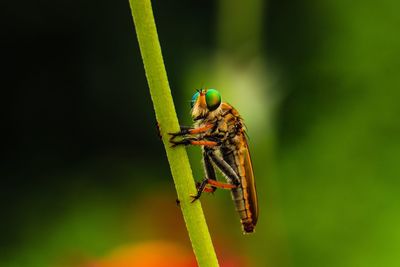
[3,0,400,266]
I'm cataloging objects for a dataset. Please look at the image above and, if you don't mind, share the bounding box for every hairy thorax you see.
[194,102,245,153]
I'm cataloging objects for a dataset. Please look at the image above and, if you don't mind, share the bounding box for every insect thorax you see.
[196,103,245,152]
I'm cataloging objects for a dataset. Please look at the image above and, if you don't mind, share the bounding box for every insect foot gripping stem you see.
[169,138,194,148]
[168,128,190,140]
[190,178,209,203]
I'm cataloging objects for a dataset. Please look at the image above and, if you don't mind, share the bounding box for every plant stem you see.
[129,0,219,266]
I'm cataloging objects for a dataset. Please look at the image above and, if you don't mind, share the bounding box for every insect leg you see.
[203,150,238,189]
[206,179,237,189]
[190,151,217,202]
[191,178,209,203]
[204,150,217,187]
[170,137,218,147]
[188,124,214,134]
[173,125,193,136]
[207,150,241,186]
[169,124,214,139]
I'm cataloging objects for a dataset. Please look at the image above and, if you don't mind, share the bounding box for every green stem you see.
[129,0,219,266]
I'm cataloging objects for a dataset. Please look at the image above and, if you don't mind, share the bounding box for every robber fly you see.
[170,88,258,233]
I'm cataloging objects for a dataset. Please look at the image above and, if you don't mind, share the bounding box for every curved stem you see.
[128,0,219,266]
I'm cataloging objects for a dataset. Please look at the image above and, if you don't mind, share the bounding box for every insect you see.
[170,88,258,233]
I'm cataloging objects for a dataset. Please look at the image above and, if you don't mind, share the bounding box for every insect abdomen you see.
[223,148,256,233]
[231,187,255,233]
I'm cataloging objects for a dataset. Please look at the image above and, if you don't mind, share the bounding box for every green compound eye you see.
[205,89,221,111]
[191,92,200,108]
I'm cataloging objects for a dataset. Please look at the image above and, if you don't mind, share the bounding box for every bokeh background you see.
[3,0,400,266]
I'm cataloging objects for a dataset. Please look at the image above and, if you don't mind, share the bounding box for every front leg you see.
[169,124,214,140]
[169,125,193,139]
[170,137,219,148]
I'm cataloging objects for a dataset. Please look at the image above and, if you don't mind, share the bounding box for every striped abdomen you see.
[222,142,258,233]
